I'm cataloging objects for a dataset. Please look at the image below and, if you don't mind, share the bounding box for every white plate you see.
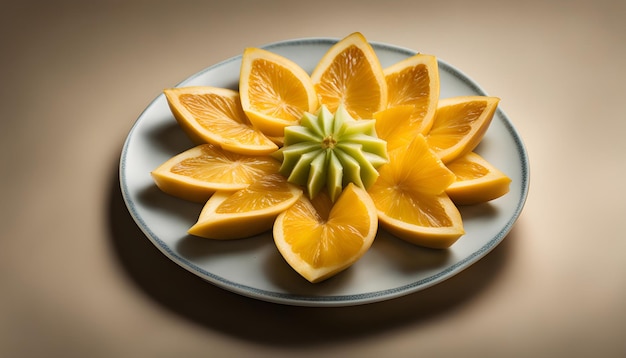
[120,37,529,307]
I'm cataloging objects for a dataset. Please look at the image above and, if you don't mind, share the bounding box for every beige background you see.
[1,0,625,357]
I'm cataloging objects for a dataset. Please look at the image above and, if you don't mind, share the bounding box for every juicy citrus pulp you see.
[164,86,278,155]
[375,192,464,249]
[384,53,440,135]
[151,143,281,202]
[445,151,511,205]
[239,47,318,137]
[425,96,500,163]
[373,104,416,152]
[310,32,387,120]
[368,134,464,248]
[188,173,303,239]
[274,183,378,283]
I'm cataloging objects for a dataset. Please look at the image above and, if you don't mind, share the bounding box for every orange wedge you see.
[425,96,499,163]
[384,53,440,134]
[188,174,303,239]
[310,32,387,119]
[445,152,511,205]
[164,86,278,155]
[373,104,415,152]
[239,47,318,137]
[151,143,281,203]
[368,134,464,248]
[273,183,378,283]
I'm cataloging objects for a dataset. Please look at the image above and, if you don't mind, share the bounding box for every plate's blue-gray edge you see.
[119,37,530,307]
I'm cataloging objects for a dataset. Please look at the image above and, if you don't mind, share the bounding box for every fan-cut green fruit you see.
[274,105,388,201]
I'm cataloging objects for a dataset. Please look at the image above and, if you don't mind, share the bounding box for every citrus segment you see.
[273,183,378,283]
[188,174,303,239]
[373,105,415,152]
[239,47,318,137]
[151,144,281,203]
[384,53,440,134]
[425,96,499,163]
[310,32,387,120]
[164,86,277,155]
[375,192,464,249]
[445,152,511,205]
[381,134,456,195]
[368,135,464,248]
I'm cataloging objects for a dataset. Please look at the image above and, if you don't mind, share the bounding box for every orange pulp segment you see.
[151,143,281,203]
[384,53,440,135]
[368,134,464,248]
[445,152,512,205]
[164,86,278,155]
[273,183,378,283]
[188,173,302,239]
[425,96,499,163]
[239,47,318,137]
[310,32,387,120]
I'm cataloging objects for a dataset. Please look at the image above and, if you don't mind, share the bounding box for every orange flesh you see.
[170,145,279,183]
[282,190,368,268]
[315,45,382,119]
[248,59,309,120]
[215,174,294,213]
[426,100,487,152]
[179,93,270,145]
[386,64,431,122]
[446,158,489,181]
[369,178,453,227]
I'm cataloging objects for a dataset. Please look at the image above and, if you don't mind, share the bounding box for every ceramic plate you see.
[120,37,529,307]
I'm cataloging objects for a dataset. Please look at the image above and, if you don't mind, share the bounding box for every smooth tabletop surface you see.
[2,1,625,357]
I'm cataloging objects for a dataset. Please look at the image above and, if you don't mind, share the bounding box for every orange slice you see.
[373,104,415,152]
[368,134,464,248]
[273,183,378,283]
[384,53,440,134]
[151,143,281,203]
[425,96,499,163]
[239,47,318,137]
[445,152,512,205]
[164,86,278,155]
[310,32,387,119]
[188,174,303,239]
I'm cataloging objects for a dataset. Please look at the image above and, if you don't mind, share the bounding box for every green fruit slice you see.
[274,105,388,201]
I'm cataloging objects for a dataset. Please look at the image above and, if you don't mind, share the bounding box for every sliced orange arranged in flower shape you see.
[151,32,512,283]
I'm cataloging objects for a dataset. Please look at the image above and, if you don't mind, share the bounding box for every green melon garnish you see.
[274,105,388,201]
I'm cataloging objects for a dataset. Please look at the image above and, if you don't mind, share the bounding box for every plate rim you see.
[119,37,530,307]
